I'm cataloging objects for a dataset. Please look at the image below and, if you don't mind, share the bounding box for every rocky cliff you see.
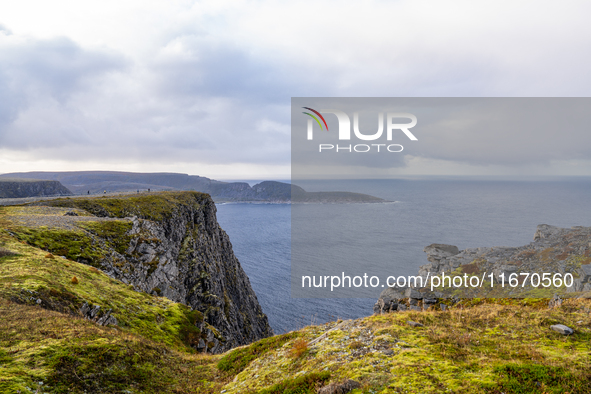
[375,224,591,314]
[19,192,273,352]
[0,178,72,198]
[418,224,591,294]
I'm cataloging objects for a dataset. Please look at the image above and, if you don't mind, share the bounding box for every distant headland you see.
[0,171,384,203]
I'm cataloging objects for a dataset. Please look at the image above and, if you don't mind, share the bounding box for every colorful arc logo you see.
[302,107,329,131]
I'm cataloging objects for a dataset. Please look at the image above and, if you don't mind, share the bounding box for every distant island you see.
[0,171,385,203]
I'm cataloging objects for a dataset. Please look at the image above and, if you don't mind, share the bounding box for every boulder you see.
[423,244,460,262]
[318,379,361,394]
[379,287,405,302]
[405,287,422,299]
[550,324,574,335]
[534,224,564,241]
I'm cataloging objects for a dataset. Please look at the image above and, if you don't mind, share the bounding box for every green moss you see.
[0,230,217,353]
[9,226,106,267]
[0,299,225,394]
[78,220,133,255]
[217,332,300,376]
[255,371,331,394]
[38,191,209,222]
[484,364,591,394]
[43,341,173,393]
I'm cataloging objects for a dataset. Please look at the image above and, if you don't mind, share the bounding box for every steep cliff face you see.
[33,192,273,352]
[0,178,71,198]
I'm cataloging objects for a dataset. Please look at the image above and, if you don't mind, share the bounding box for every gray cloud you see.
[1,36,127,102]
[292,98,591,178]
[1,1,591,178]
[0,34,128,151]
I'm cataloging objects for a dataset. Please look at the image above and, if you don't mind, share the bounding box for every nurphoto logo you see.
[302,107,418,153]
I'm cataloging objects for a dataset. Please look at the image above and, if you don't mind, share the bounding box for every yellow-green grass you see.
[2,202,591,393]
[220,298,591,394]
[34,191,210,222]
[0,299,226,394]
[0,210,209,352]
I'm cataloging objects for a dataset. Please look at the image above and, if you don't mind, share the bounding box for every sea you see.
[216,178,591,334]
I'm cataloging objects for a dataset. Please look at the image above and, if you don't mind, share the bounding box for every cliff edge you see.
[5,191,273,352]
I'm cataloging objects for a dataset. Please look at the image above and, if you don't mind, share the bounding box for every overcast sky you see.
[1,0,590,180]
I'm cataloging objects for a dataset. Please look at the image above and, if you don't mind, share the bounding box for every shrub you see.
[71,276,79,285]
[289,338,309,358]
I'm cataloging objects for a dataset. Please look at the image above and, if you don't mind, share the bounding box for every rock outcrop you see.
[35,192,273,352]
[0,178,71,198]
[375,224,591,314]
[417,224,591,293]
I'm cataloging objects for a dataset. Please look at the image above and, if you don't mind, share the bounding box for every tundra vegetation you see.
[0,197,590,393]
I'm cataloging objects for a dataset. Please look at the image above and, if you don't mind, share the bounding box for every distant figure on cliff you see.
[87,190,90,195]
[148,188,150,192]
[104,190,106,194]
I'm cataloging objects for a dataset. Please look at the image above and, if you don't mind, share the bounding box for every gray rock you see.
[318,379,361,394]
[373,301,383,315]
[407,320,424,327]
[550,324,574,335]
[405,288,422,299]
[409,306,422,312]
[79,303,118,326]
[549,294,563,308]
[379,287,405,302]
[534,224,564,241]
[424,244,460,262]
[440,303,447,311]
[580,264,591,283]
[374,296,400,314]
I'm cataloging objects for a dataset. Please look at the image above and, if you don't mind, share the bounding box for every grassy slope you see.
[0,203,229,393]
[219,298,591,394]
[1,197,591,393]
